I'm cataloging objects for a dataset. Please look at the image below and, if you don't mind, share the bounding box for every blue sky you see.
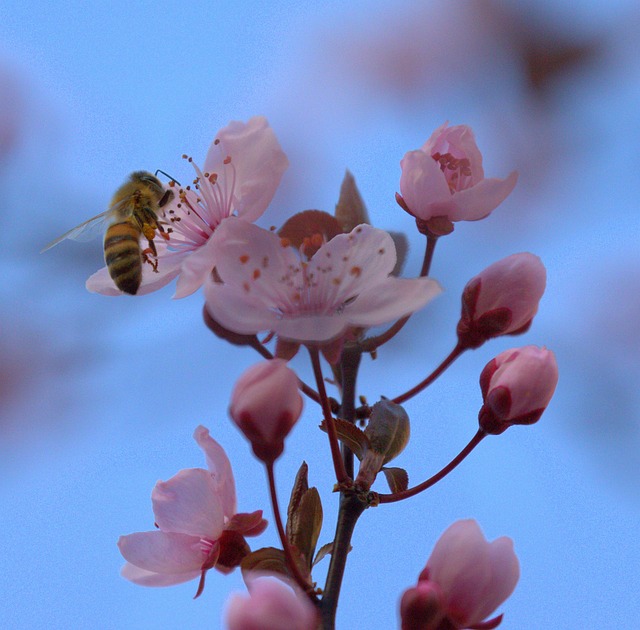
[1,1,639,628]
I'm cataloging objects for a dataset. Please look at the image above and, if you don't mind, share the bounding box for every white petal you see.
[120,562,200,587]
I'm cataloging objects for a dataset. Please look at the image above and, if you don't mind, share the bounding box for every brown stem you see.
[266,462,315,598]
[392,343,465,406]
[377,430,486,504]
[339,346,362,479]
[319,493,367,628]
[308,347,350,486]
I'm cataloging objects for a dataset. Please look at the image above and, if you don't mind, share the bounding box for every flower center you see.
[432,151,472,193]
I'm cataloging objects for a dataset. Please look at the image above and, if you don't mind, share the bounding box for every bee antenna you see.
[155,169,182,186]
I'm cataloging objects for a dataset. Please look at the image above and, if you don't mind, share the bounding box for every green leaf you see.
[240,547,289,580]
[286,462,309,543]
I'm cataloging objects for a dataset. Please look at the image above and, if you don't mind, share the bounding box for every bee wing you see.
[39,196,139,254]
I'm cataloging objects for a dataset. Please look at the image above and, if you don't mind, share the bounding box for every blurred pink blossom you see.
[229,359,303,463]
[457,253,546,349]
[479,345,559,435]
[118,426,266,594]
[401,519,519,629]
[398,123,517,225]
[204,218,442,344]
[87,116,288,297]
[225,575,318,630]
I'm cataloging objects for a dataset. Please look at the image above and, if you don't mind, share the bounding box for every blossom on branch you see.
[229,359,303,463]
[400,519,519,630]
[204,218,442,345]
[118,426,266,595]
[87,116,288,297]
[457,252,546,349]
[398,123,517,228]
[225,575,319,630]
[479,345,558,435]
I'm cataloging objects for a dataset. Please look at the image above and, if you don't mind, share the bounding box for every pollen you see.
[350,266,362,277]
[223,156,232,165]
[253,269,261,280]
[239,254,250,264]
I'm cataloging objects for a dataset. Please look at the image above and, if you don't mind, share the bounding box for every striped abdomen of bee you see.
[103,220,145,295]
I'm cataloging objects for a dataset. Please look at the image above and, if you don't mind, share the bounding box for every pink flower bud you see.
[229,359,303,463]
[457,253,546,349]
[400,580,446,630]
[225,575,319,630]
[398,123,517,227]
[404,519,519,629]
[479,346,558,435]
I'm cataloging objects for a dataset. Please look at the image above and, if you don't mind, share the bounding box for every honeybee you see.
[42,171,174,295]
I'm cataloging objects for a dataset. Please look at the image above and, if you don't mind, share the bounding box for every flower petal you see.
[450,172,518,221]
[118,531,203,574]
[152,468,224,539]
[120,562,200,587]
[204,116,289,223]
[193,426,237,521]
[399,149,452,219]
[473,537,520,622]
[346,276,442,327]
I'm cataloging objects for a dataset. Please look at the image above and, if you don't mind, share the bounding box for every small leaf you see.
[335,170,370,232]
[312,541,352,567]
[240,547,289,580]
[319,418,370,460]
[287,462,309,542]
[290,488,323,568]
[225,510,268,536]
[382,467,409,493]
[279,210,342,257]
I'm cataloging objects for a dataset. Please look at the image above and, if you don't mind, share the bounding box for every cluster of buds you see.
[52,117,560,627]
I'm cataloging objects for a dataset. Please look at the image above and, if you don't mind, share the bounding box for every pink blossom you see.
[229,359,303,463]
[118,426,266,593]
[225,575,319,630]
[401,520,519,629]
[204,218,442,344]
[398,123,517,224]
[87,116,288,297]
[479,345,558,435]
[457,253,546,349]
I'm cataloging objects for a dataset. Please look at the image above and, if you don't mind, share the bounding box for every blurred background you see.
[1,0,638,628]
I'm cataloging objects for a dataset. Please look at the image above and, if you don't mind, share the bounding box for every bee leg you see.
[158,188,175,208]
[141,234,160,273]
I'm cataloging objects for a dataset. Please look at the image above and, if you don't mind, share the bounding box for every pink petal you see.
[473,537,520,623]
[152,468,224,539]
[118,531,203,574]
[346,276,441,327]
[205,282,284,334]
[427,520,492,625]
[193,426,237,521]
[400,149,452,218]
[120,562,200,587]
[173,234,218,298]
[225,575,318,630]
[204,116,289,223]
[450,172,518,221]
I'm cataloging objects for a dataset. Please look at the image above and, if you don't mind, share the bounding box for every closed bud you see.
[400,581,446,630]
[356,400,410,491]
[457,253,546,349]
[229,359,303,463]
[479,346,558,435]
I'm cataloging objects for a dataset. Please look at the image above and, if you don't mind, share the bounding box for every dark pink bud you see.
[400,580,446,630]
[229,359,303,463]
[479,346,558,435]
[457,253,546,349]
